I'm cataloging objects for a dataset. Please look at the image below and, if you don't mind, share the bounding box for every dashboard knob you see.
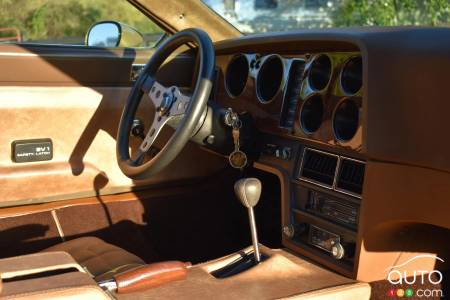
[281,147,291,160]
[282,225,295,238]
[331,242,345,260]
[282,223,306,239]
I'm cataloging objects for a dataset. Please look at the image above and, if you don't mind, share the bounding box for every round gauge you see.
[333,98,359,141]
[256,55,284,103]
[308,54,332,91]
[300,94,324,134]
[340,56,362,95]
[225,54,249,98]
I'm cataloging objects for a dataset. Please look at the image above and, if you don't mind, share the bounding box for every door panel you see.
[0,44,226,207]
[0,44,195,86]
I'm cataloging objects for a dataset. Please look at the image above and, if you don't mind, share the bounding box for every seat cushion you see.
[42,237,145,280]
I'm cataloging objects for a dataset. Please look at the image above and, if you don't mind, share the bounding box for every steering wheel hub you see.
[159,91,175,116]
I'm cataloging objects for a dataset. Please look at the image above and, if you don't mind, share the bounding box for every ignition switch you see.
[223,108,239,127]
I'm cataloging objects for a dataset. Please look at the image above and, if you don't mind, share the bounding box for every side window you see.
[0,0,164,48]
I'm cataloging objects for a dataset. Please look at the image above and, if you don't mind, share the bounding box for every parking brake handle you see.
[98,261,191,294]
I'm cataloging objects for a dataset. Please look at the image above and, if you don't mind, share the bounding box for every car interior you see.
[0,0,449,299]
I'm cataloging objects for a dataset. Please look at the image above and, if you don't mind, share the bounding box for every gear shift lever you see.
[234,178,262,263]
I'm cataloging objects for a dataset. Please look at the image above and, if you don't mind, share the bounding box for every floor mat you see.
[0,166,281,265]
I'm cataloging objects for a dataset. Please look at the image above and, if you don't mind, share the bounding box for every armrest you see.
[0,251,84,279]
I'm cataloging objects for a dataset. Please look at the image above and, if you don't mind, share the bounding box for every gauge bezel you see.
[224,53,249,98]
[256,54,285,104]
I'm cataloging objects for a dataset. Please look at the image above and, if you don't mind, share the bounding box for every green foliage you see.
[1,0,449,42]
[333,0,450,27]
[0,0,162,43]
[26,1,100,39]
[221,0,449,34]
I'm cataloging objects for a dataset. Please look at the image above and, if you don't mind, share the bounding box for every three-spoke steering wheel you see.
[117,28,215,179]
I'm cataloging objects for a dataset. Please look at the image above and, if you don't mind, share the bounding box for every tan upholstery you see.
[0,252,84,279]
[43,237,145,280]
[0,253,109,300]
[116,246,371,300]
[0,272,109,300]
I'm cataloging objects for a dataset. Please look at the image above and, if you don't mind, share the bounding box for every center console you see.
[119,245,370,300]
[259,134,365,277]
[280,146,365,276]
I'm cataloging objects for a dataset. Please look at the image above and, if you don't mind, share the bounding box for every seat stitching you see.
[79,249,141,271]
[94,263,144,279]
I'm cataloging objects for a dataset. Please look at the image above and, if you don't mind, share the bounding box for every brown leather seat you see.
[43,237,145,281]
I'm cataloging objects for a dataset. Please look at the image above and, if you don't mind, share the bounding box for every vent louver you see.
[299,149,338,186]
[280,60,305,129]
[337,159,365,195]
[298,148,365,197]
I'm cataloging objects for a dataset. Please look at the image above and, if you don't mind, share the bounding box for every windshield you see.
[202,0,450,34]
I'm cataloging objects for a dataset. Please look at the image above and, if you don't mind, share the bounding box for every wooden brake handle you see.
[114,261,191,294]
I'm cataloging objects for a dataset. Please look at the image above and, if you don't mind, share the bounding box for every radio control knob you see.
[282,225,295,238]
[331,242,345,260]
[282,223,306,239]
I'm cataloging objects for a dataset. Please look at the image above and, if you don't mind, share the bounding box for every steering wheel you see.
[117,28,215,180]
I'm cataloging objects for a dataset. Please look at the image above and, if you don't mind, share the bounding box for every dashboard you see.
[215,50,365,277]
[205,28,450,282]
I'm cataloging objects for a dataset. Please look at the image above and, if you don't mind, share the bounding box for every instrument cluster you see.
[222,51,363,151]
[297,53,362,148]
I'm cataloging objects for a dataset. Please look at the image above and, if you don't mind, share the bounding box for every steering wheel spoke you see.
[170,89,191,116]
[139,114,170,153]
[139,81,190,157]
[131,148,146,166]
[146,79,171,110]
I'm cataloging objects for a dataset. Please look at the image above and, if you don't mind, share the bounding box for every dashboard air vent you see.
[280,60,305,129]
[299,149,338,186]
[337,159,365,195]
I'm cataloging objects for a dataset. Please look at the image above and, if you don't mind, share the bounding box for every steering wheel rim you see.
[116,28,215,180]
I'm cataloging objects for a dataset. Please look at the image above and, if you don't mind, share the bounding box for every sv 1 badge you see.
[12,139,53,163]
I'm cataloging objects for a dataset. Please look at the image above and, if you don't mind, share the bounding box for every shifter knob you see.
[234,178,262,263]
[234,178,262,208]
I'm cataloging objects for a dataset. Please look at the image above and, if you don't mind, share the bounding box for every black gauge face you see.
[340,56,362,95]
[300,94,324,133]
[256,55,283,103]
[225,54,249,97]
[333,98,359,141]
[308,54,332,91]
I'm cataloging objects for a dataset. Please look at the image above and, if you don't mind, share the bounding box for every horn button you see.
[158,88,176,116]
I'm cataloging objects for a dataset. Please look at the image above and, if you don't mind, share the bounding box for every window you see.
[0,0,164,47]
[202,0,450,34]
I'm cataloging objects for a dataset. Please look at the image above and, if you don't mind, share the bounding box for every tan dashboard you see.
[209,28,450,282]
